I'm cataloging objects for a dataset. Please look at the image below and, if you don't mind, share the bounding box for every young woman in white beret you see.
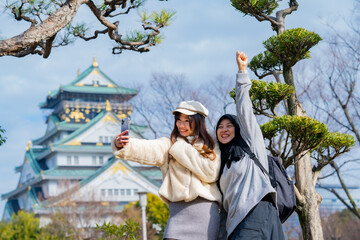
[113,100,221,240]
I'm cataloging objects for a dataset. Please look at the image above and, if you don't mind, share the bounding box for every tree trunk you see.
[283,66,324,240]
[295,154,324,240]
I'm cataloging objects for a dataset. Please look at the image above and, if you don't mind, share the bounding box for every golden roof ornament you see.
[105,100,112,112]
[93,57,98,68]
[26,140,32,151]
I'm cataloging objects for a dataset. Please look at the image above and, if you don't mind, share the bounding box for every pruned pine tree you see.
[230,0,356,239]
[0,126,6,146]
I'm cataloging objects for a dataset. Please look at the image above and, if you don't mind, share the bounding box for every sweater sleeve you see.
[235,71,269,172]
[168,138,220,183]
[112,137,171,166]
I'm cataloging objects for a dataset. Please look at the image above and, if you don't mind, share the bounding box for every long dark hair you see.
[170,112,216,160]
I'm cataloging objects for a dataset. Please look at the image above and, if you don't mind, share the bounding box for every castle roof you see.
[32,110,147,147]
[3,157,161,215]
[39,59,138,109]
[2,107,150,201]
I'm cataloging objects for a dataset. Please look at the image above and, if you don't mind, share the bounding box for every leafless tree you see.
[130,72,195,138]
[204,74,236,124]
[297,1,360,220]
[321,207,360,240]
[130,72,235,139]
[40,180,123,239]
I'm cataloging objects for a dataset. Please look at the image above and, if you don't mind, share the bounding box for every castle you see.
[1,59,161,226]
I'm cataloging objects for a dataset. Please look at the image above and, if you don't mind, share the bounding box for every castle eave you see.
[1,177,42,200]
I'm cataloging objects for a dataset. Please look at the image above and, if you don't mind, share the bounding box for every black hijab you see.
[216,114,248,178]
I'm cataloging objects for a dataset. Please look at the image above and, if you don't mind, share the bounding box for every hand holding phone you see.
[121,117,130,136]
[115,118,130,149]
[114,130,130,149]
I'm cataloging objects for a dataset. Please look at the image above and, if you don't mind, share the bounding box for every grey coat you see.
[219,71,276,238]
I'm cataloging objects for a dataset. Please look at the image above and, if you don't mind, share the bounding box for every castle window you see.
[108,189,113,196]
[120,189,125,196]
[74,156,79,165]
[99,156,104,165]
[67,156,72,165]
[114,189,119,196]
[101,189,105,196]
[99,136,103,143]
[105,136,109,143]
[126,189,131,196]
[92,156,97,165]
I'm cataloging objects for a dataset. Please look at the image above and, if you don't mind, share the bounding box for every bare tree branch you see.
[318,161,360,219]
[0,0,174,58]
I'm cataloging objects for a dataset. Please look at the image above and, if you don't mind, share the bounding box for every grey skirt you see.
[163,197,220,240]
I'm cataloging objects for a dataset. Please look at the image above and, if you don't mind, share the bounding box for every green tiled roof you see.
[2,178,42,200]
[14,147,47,178]
[48,89,59,98]
[43,168,97,178]
[54,110,144,147]
[39,64,137,108]
[55,110,107,146]
[33,113,146,147]
[30,147,48,158]
[28,188,39,205]
[129,164,162,188]
[70,65,115,86]
[4,202,12,216]
[32,119,83,145]
[61,85,137,95]
[33,129,57,145]
[47,114,60,125]
[53,145,112,151]
[79,157,116,187]
[79,157,161,189]
[130,124,148,134]
[55,64,137,96]
[138,168,162,179]
[15,166,22,172]
[25,149,42,176]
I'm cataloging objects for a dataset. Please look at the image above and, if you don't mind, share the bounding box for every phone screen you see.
[121,118,129,135]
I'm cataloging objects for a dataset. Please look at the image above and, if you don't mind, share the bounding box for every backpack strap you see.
[238,139,271,177]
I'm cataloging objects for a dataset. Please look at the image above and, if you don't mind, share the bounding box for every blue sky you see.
[0,0,356,214]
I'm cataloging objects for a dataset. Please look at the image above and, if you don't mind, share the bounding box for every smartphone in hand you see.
[121,117,130,135]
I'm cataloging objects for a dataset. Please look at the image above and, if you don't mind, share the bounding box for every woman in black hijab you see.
[215,51,284,240]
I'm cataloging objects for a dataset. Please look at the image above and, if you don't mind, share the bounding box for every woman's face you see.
[176,113,195,137]
[217,118,235,144]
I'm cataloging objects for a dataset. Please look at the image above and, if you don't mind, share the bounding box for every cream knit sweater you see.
[112,137,222,205]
